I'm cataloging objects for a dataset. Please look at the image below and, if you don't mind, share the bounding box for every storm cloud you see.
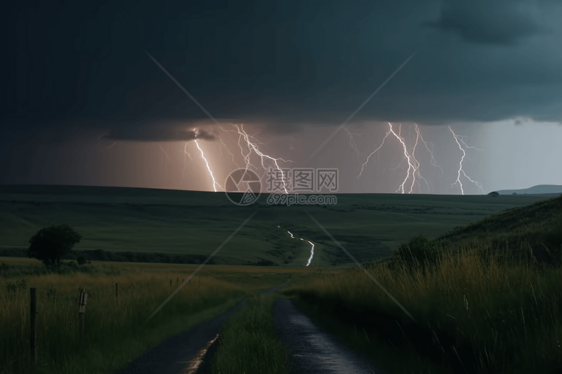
[102,127,216,142]
[425,0,542,45]
[2,0,562,136]
[1,0,562,189]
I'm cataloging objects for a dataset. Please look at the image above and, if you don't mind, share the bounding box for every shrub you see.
[395,234,440,270]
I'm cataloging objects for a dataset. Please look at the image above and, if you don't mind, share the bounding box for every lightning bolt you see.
[235,124,293,194]
[181,142,194,180]
[448,126,485,195]
[415,124,444,178]
[358,128,392,177]
[387,123,417,194]
[411,125,431,193]
[195,139,222,192]
[358,123,434,194]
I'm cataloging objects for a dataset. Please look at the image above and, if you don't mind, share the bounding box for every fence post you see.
[78,289,88,337]
[115,283,118,298]
[30,288,37,364]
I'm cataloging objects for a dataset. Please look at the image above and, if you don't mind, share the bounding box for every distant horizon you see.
[2,182,562,196]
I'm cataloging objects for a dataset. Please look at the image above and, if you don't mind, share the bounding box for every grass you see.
[286,195,562,373]
[0,261,300,374]
[2,185,560,372]
[210,294,290,374]
[0,185,552,266]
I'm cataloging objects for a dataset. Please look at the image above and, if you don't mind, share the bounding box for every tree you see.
[27,224,82,267]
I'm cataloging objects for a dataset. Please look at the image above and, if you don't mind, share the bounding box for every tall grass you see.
[210,295,290,374]
[287,244,562,373]
[0,271,247,374]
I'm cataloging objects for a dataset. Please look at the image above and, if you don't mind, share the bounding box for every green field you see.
[1,185,560,374]
[0,185,552,266]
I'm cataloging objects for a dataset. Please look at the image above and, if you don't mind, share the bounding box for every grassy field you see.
[0,261,322,374]
[286,194,562,373]
[2,185,560,373]
[0,185,552,266]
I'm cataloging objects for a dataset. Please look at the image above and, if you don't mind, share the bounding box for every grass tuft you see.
[210,295,289,374]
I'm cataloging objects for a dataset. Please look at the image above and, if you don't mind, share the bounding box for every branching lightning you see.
[195,139,222,192]
[181,142,194,180]
[143,50,295,193]
[235,124,293,194]
[358,123,431,194]
[358,128,392,177]
[355,122,487,195]
[449,126,485,195]
[416,124,444,178]
[137,50,485,196]
[387,123,418,193]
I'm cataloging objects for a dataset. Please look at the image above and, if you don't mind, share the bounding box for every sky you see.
[1,0,562,194]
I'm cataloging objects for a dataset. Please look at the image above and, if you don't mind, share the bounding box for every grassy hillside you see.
[0,185,551,266]
[437,193,562,265]
[287,194,562,373]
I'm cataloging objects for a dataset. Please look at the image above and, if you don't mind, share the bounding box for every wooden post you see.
[176,277,179,286]
[30,288,37,364]
[115,283,118,298]
[169,279,172,288]
[78,289,87,337]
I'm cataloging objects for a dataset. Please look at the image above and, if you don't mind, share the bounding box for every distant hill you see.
[493,184,562,195]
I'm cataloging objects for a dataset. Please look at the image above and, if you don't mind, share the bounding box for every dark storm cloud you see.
[425,0,541,45]
[1,0,562,142]
[102,127,216,142]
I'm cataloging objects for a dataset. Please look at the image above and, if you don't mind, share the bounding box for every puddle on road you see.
[179,334,219,374]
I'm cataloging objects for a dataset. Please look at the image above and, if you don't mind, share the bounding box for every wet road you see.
[114,278,292,374]
[274,299,386,374]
